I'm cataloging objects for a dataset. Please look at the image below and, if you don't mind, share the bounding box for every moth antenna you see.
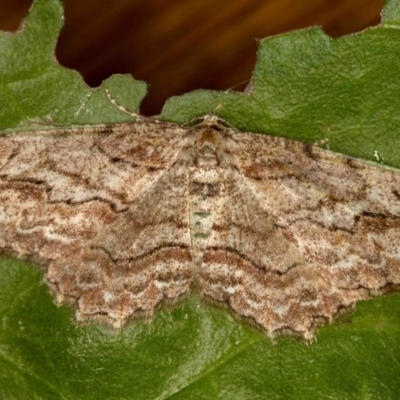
[105,88,147,121]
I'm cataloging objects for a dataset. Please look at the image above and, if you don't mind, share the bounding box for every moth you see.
[1,115,400,339]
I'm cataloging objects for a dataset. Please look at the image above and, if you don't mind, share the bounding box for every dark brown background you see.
[0,0,385,115]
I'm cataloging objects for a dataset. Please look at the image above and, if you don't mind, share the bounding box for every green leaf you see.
[382,0,400,24]
[0,0,146,130]
[1,0,400,399]
[161,2,400,169]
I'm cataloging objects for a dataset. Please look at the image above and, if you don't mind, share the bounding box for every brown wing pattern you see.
[2,118,400,338]
[200,131,400,337]
[0,121,192,326]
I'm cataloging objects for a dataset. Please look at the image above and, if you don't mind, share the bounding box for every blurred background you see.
[0,0,385,116]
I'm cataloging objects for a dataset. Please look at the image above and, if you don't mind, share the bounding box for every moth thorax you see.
[196,141,219,167]
[194,129,220,167]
